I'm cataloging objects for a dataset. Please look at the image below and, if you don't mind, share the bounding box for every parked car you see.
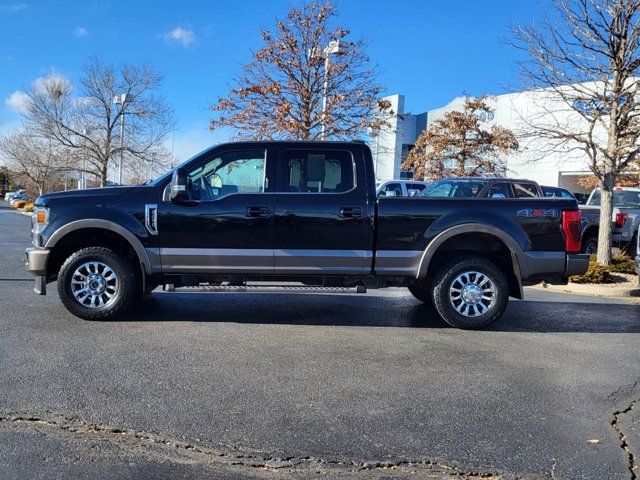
[10,195,29,207]
[541,186,577,200]
[5,190,24,202]
[26,141,588,329]
[580,187,640,256]
[377,180,430,198]
[419,177,543,199]
[13,199,31,209]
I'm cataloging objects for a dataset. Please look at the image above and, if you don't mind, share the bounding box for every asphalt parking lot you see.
[1,202,639,480]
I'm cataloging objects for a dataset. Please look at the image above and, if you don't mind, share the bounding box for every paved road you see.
[0,202,639,479]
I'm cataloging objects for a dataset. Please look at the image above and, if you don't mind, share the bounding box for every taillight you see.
[615,212,628,228]
[562,210,582,253]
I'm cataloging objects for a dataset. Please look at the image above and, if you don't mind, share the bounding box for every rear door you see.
[273,145,373,275]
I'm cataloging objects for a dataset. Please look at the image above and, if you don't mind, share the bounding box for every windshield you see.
[588,189,640,208]
[420,179,487,198]
[147,144,220,187]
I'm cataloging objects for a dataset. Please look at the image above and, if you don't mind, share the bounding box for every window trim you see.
[275,148,358,195]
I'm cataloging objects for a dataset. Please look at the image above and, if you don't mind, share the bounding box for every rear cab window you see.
[421,180,486,198]
[379,183,403,197]
[512,182,539,198]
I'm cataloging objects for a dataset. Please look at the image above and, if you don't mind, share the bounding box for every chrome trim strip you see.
[274,249,369,275]
[374,250,423,276]
[159,248,274,273]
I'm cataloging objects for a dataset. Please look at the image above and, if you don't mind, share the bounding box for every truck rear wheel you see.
[408,281,432,304]
[431,257,509,329]
[581,236,598,255]
[57,247,137,320]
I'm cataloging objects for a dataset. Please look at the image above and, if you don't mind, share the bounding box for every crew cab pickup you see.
[26,141,589,329]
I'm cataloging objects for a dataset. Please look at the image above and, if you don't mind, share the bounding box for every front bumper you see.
[25,247,50,295]
[25,247,50,276]
[565,253,590,277]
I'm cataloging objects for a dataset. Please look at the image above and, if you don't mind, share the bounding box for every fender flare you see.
[415,223,527,281]
[45,219,152,274]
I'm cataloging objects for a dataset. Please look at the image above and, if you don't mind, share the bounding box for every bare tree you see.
[512,0,640,265]
[24,58,174,186]
[402,96,519,180]
[0,129,73,196]
[210,0,393,140]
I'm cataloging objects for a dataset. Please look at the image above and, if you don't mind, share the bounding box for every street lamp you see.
[318,40,351,139]
[113,93,128,185]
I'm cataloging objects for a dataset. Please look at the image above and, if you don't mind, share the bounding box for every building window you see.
[400,144,415,163]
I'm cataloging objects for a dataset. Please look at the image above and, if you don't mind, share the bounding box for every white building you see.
[370,91,613,197]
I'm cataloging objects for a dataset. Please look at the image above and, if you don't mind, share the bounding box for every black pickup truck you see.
[26,141,588,329]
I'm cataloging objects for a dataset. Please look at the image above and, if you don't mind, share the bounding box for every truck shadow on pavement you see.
[114,292,640,333]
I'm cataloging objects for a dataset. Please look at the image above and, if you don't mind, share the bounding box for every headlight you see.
[32,206,49,245]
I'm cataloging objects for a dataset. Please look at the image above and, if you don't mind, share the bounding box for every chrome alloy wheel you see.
[449,270,496,317]
[70,261,119,308]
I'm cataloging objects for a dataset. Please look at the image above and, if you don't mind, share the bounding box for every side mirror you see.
[169,168,192,204]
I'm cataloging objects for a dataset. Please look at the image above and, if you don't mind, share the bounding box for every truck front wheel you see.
[431,257,509,329]
[57,247,137,320]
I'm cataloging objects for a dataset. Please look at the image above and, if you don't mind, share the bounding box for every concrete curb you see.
[530,282,640,298]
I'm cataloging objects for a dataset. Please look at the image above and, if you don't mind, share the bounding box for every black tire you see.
[57,247,137,320]
[581,236,598,255]
[431,257,509,329]
[408,281,432,304]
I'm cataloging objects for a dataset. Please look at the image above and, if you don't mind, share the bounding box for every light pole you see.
[319,40,351,139]
[113,93,128,185]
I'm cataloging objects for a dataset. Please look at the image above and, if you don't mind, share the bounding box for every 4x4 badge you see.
[517,208,559,218]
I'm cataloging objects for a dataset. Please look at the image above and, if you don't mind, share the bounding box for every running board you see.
[162,284,367,294]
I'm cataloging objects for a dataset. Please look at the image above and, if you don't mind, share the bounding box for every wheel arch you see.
[416,223,525,299]
[44,220,152,281]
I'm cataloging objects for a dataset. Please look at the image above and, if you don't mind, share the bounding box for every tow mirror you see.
[169,168,191,204]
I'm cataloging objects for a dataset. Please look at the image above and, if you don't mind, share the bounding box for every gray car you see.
[580,187,640,256]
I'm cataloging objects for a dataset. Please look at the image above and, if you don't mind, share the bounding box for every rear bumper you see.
[565,253,590,277]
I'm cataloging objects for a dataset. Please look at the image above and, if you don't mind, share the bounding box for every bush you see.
[571,261,614,284]
[610,254,636,274]
[570,254,637,283]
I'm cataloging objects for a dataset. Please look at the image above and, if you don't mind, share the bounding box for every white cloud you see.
[73,26,88,37]
[164,27,196,47]
[4,90,28,113]
[0,3,27,12]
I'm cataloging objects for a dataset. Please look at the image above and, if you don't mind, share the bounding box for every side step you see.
[162,284,367,294]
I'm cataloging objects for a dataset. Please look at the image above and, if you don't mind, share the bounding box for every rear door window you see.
[279,150,355,193]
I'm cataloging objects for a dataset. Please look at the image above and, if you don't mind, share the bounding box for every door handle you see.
[246,206,270,218]
[339,207,362,218]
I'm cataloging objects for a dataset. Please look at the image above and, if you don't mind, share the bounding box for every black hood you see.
[36,186,138,206]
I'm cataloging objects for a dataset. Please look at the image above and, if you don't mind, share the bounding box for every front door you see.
[158,147,276,274]
[273,146,373,275]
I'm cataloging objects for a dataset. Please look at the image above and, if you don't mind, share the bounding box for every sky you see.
[0,0,551,162]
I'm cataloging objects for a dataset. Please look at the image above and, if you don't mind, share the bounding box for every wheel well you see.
[424,232,522,299]
[46,228,140,282]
